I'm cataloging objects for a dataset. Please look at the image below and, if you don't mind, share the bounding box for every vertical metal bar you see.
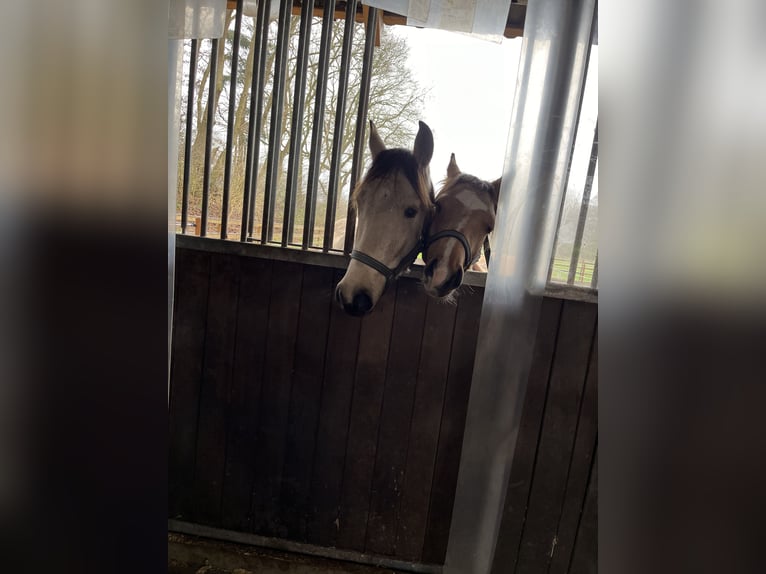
[181,39,198,235]
[221,0,244,240]
[591,252,598,287]
[200,38,220,238]
[261,0,292,244]
[245,0,272,239]
[343,8,377,255]
[303,0,336,249]
[443,1,596,573]
[323,0,358,252]
[567,121,598,284]
[547,23,596,282]
[282,0,315,247]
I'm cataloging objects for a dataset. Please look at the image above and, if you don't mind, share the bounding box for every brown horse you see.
[335,120,435,316]
[422,154,500,299]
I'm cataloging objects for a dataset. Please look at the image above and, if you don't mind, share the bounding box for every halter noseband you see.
[425,229,482,271]
[350,236,425,285]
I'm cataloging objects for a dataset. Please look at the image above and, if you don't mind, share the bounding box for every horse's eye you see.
[404,207,418,218]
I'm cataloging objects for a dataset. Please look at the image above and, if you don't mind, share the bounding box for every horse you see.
[335,120,435,316]
[422,153,500,300]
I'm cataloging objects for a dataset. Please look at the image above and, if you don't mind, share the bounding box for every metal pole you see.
[220,0,244,240]
[568,121,598,285]
[181,39,198,235]
[261,0,292,244]
[344,7,378,255]
[323,0,358,251]
[302,0,336,249]
[443,2,596,573]
[282,0,316,247]
[200,38,220,238]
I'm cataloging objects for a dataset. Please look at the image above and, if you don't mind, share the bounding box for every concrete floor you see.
[168,533,409,574]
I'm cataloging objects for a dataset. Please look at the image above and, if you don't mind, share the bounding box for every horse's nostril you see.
[424,259,437,279]
[350,291,373,316]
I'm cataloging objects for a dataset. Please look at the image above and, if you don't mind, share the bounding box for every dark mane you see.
[353,148,433,207]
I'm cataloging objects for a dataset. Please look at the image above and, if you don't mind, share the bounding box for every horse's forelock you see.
[353,148,434,209]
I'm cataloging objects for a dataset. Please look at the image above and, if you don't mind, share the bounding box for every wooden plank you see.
[569,450,597,574]
[514,300,597,574]
[169,248,211,520]
[549,332,598,574]
[192,253,242,526]
[249,260,304,536]
[364,278,429,556]
[305,269,364,547]
[421,288,484,564]
[394,296,458,561]
[490,298,564,572]
[219,257,274,531]
[336,284,397,551]
[278,264,336,541]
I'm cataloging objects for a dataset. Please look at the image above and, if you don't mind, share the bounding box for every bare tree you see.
[177,11,426,242]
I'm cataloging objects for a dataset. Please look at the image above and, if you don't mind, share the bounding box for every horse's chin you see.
[422,279,458,302]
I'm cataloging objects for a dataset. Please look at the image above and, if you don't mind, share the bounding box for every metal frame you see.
[322,0,359,251]
[444,2,597,573]
[220,0,244,239]
[282,0,316,247]
[175,3,598,291]
[261,0,293,244]
[200,38,219,238]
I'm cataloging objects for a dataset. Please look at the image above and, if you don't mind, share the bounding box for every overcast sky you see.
[391,25,599,207]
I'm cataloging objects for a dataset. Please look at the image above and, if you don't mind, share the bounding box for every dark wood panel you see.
[514,300,597,574]
[569,450,597,574]
[305,270,364,547]
[219,257,274,531]
[421,288,484,564]
[549,333,598,574]
[249,260,304,536]
[490,298,564,572]
[192,254,241,525]
[278,264,336,541]
[169,249,211,520]
[365,279,429,556]
[336,285,397,551]
[395,296,458,561]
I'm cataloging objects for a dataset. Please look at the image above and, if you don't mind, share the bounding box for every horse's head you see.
[423,154,500,299]
[336,120,435,316]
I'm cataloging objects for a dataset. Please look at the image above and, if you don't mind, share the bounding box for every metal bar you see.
[567,121,598,284]
[168,520,442,574]
[220,0,244,240]
[244,0,272,239]
[591,251,598,287]
[282,0,315,247]
[443,1,596,573]
[323,0,358,252]
[200,38,220,238]
[302,0,336,249]
[343,7,377,255]
[546,23,596,282]
[181,39,198,235]
[261,0,292,244]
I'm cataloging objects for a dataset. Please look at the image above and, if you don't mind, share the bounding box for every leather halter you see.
[350,237,424,284]
[425,229,480,271]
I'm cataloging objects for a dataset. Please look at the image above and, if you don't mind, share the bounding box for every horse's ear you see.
[369,120,386,159]
[447,153,461,178]
[413,121,434,168]
[489,177,502,209]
